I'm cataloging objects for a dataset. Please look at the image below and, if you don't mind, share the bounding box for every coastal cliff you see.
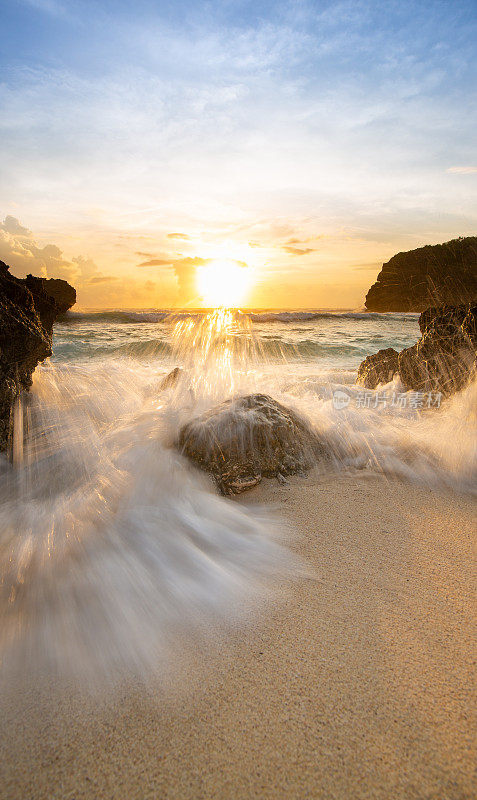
[0,260,76,452]
[365,237,477,312]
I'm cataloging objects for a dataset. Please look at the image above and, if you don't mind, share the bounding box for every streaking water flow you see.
[0,308,475,683]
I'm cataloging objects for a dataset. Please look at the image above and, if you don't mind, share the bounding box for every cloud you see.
[167,233,190,240]
[138,258,173,267]
[170,257,208,303]
[0,216,120,292]
[137,255,208,302]
[0,216,77,281]
[1,215,32,237]
[447,166,477,174]
[88,275,120,284]
[283,246,315,255]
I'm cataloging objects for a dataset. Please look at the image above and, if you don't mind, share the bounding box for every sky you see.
[1,0,476,308]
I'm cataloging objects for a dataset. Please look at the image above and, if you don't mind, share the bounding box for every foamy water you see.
[1,308,475,682]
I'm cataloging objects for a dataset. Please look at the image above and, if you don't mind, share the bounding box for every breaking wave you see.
[1,308,474,687]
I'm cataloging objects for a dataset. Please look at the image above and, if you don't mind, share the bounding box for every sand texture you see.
[1,472,476,799]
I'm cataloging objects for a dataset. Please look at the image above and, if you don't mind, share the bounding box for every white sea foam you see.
[0,309,474,684]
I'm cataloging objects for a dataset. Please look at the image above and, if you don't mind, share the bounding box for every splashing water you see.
[170,308,266,404]
[0,308,475,684]
[0,311,294,684]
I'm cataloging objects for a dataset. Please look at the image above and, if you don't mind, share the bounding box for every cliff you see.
[365,237,477,312]
[0,261,76,452]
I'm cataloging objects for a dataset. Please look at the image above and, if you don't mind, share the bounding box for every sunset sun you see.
[196,259,252,308]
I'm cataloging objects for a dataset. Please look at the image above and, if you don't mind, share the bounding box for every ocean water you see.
[1,308,475,682]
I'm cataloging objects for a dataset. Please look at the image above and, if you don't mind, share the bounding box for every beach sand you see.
[1,471,476,799]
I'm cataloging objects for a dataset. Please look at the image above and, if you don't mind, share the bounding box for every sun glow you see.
[196,259,252,308]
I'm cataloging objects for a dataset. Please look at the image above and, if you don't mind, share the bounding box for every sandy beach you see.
[1,470,475,800]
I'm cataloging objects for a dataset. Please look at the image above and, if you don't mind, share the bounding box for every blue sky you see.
[1,0,476,307]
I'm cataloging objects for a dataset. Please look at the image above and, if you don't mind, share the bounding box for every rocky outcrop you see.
[398,305,476,395]
[177,393,327,494]
[357,304,477,396]
[365,237,477,312]
[357,348,399,389]
[27,276,76,316]
[160,366,183,390]
[0,261,76,452]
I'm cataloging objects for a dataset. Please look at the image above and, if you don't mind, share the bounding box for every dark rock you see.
[0,260,76,452]
[461,305,477,348]
[398,304,476,395]
[41,277,76,314]
[357,347,399,389]
[160,366,183,390]
[177,393,326,494]
[365,237,477,312]
[418,304,468,334]
[358,302,477,397]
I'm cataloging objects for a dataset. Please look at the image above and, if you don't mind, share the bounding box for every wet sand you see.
[1,471,475,799]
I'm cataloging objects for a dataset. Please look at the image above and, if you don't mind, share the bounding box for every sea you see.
[1,308,475,681]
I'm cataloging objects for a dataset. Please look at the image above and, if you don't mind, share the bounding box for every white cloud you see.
[0,218,76,281]
[447,166,477,174]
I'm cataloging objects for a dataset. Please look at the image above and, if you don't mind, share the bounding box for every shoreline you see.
[1,471,475,799]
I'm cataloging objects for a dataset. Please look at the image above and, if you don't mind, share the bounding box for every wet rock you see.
[0,260,76,452]
[357,348,399,389]
[177,393,326,494]
[160,366,183,390]
[359,303,477,397]
[418,304,468,334]
[399,305,476,395]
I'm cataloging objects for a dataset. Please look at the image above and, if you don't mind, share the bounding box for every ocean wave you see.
[52,336,367,362]
[62,310,191,324]
[61,309,420,325]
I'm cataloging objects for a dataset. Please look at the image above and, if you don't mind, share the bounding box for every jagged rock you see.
[418,305,468,334]
[398,305,476,395]
[177,393,326,494]
[358,303,477,396]
[357,348,399,389]
[365,237,477,312]
[33,277,76,315]
[0,260,76,452]
[160,366,183,390]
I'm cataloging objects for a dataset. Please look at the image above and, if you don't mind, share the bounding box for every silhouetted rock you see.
[41,278,76,314]
[365,237,477,312]
[0,261,76,452]
[357,348,399,389]
[177,393,327,494]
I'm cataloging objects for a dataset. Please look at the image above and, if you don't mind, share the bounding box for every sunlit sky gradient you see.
[1,0,476,308]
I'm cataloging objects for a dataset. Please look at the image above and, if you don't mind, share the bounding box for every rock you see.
[160,366,183,390]
[418,305,468,334]
[365,237,477,312]
[41,277,76,314]
[0,260,76,452]
[358,303,477,397]
[462,306,477,348]
[357,347,399,389]
[177,393,326,494]
[399,304,476,395]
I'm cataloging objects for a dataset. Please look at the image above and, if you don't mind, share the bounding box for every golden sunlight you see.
[196,259,252,308]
